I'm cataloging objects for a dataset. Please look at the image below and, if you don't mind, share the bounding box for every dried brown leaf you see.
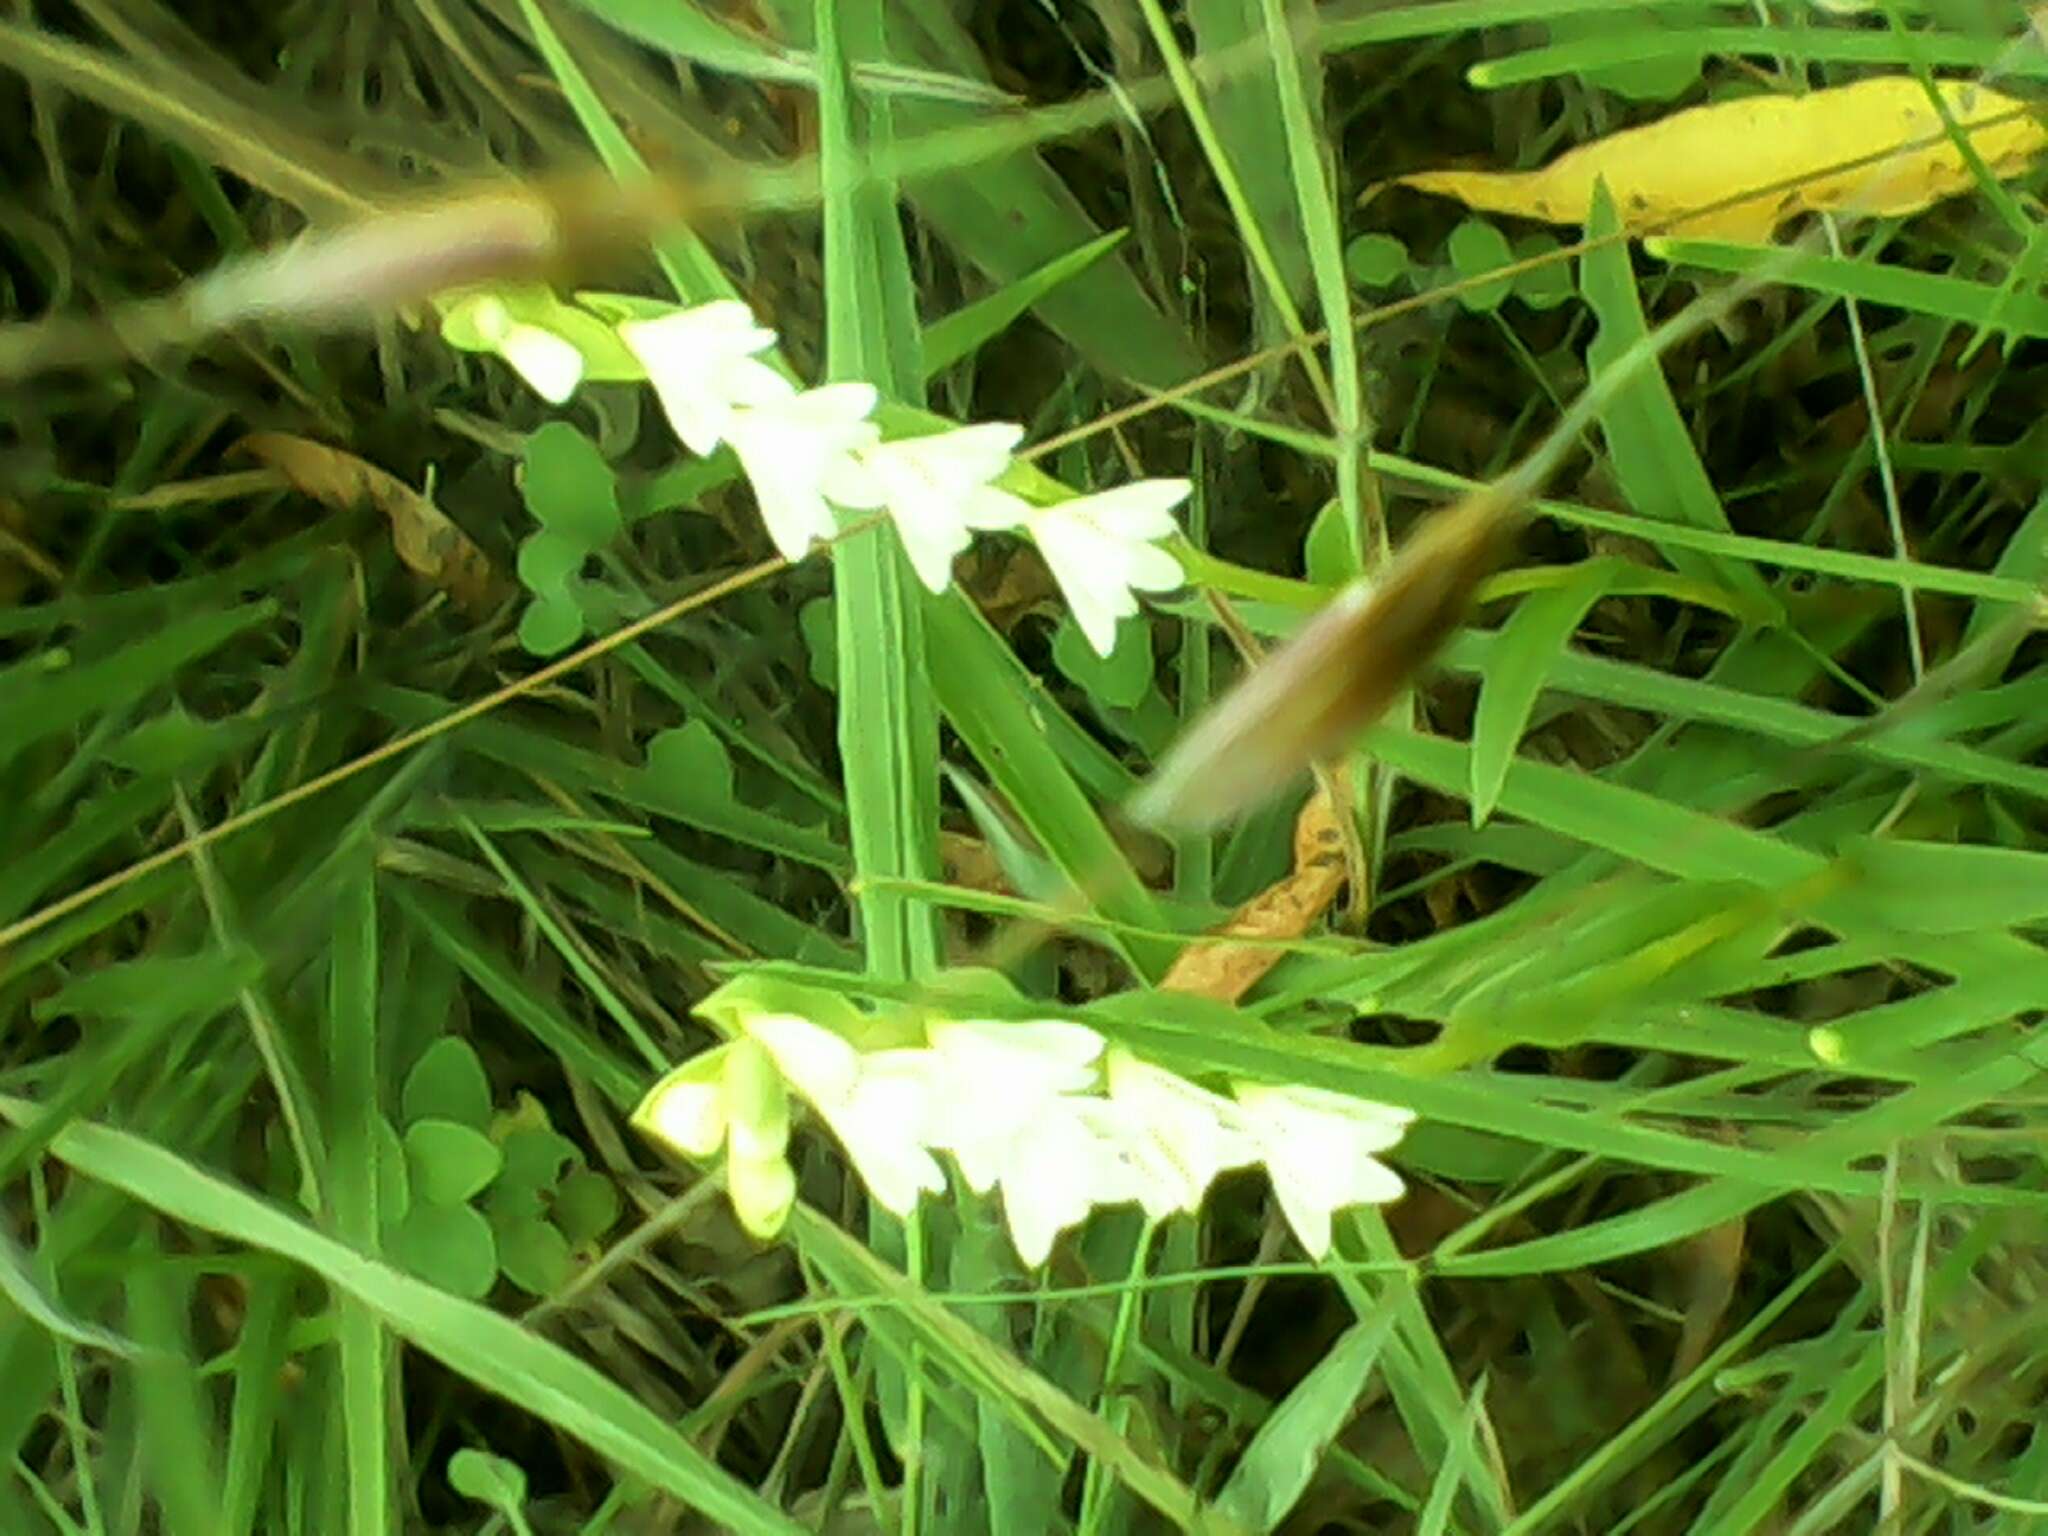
[1668,1215,1747,1385]
[235,431,500,613]
[1161,779,1350,1002]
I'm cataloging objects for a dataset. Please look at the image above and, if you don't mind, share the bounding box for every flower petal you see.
[921,1019,1107,1188]
[725,384,881,562]
[635,1042,750,1159]
[1026,481,1191,656]
[743,1012,861,1108]
[831,423,1023,504]
[824,1052,947,1216]
[621,302,794,455]
[498,322,587,404]
[996,1100,1116,1264]
[1233,1082,1415,1258]
[1104,1050,1261,1214]
[833,423,1029,594]
[927,1018,1105,1088]
[728,1147,798,1239]
[637,1078,726,1159]
[722,1037,792,1163]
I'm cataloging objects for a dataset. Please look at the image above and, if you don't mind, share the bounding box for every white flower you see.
[997,1094,1164,1265]
[636,1049,732,1160]
[1024,480,1190,657]
[724,384,881,563]
[921,1018,1105,1194]
[824,1048,951,1215]
[1231,1082,1415,1259]
[620,301,794,455]
[446,294,587,403]
[1103,1050,1262,1218]
[831,423,1033,593]
[726,1147,798,1238]
[633,1037,797,1239]
[742,1013,946,1219]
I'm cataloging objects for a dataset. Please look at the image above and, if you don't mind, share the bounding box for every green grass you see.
[4,1,2048,1532]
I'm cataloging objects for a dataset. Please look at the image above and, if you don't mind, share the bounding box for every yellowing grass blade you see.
[1386,76,2047,241]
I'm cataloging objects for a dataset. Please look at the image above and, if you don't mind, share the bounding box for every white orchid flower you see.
[1103,1050,1262,1219]
[634,1037,798,1239]
[1231,1082,1415,1259]
[444,293,588,403]
[620,301,794,455]
[742,1013,946,1220]
[920,1018,1105,1195]
[724,384,881,563]
[1024,480,1190,657]
[996,1094,1166,1266]
[831,422,1033,593]
[823,1047,952,1216]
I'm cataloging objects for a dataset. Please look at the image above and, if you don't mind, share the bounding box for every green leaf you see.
[1213,1311,1400,1529]
[521,422,621,548]
[401,1038,493,1131]
[564,0,1002,103]
[1833,838,2048,936]
[1302,498,1353,587]
[447,1447,529,1513]
[374,1114,411,1217]
[1051,616,1153,712]
[386,1203,499,1299]
[404,1119,504,1206]
[1510,233,1574,310]
[1344,232,1409,290]
[497,1217,574,1296]
[925,595,1171,980]
[33,950,261,1026]
[800,597,838,691]
[1545,6,1707,100]
[1447,218,1514,313]
[485,1177,545,1235]
[1967,488,2048,656]
[1399,1122,1542,1185]
[552,1169,621,1247]
[922,229,1130,378]
[0,601,276,776]
[0,1224,137,1356]
[1580,186,1773,612]
[104,704,223,775]
[1646,237,2048,346]
[518,590,586,657]
[516,530,588,594]
[568,0,803,78]
[943,768,1067,909]
[1586,49,1702,100]
[646,721,737,808]
[498,1127,578,1195]
[1469,560,1616,826]
[394,887,647,1111]
[816,0,946,996]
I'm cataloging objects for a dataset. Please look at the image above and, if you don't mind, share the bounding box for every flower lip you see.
[723,383,881,563]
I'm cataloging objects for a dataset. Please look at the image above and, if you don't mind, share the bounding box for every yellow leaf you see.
[1387,76,2047,241]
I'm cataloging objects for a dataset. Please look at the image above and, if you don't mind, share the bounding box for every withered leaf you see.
[1160,777,1350,1003]
[236,431,500,613]
[1389,76,2048,242]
